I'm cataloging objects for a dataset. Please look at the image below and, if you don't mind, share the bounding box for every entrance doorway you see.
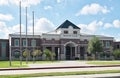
[65,43,75,60]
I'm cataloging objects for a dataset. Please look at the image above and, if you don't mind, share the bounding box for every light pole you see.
[32,11,35,63]
[19,1,22,66]
[25,6,28,64]
[9,36,12,66]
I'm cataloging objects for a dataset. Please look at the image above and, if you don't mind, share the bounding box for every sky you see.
[0,0,120,41]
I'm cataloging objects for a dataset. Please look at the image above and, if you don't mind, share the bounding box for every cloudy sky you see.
[0,0,120,41]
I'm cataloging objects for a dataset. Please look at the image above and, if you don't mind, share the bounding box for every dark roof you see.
[56,20,80,30]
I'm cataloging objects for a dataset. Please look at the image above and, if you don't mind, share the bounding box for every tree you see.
[35,49,42,56]
[51,52,56,61]
[87,36,103,59]
[113,49,120,60]
[43,49,56,61]
[43,49,51,60]
[32,49,42,63]
[23,49,29,64]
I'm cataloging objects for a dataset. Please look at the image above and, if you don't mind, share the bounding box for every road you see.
[0,66,120,75]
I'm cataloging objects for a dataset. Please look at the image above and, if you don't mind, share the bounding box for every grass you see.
[1,70,120,78]
[1,60,120,68]
[0,61,60,68]
[0,61,27,68]
[87,60,120,65]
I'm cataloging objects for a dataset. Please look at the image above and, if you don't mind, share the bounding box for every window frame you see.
[31,39,36,47]
[64,30,68,34]
[23,39,27,47]
[73,31,77,34]
[106,41,110,48]
[14,39,19,47]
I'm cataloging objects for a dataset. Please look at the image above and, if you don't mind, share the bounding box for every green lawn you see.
[0,61,27,68]
[87,61,120,65]
[0,61,59,68]
[0,60,120,68]
[1,70,120,78]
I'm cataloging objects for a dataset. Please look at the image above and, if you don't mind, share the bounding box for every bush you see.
[87,56,94,60]
[113,49,120,59]
[75,57,79,60]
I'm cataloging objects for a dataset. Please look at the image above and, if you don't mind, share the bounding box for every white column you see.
[70,47,72,59]
[64,45,66,60]
[75,45,77,58]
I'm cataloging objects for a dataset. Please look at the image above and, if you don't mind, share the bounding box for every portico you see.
[64,41,78,60]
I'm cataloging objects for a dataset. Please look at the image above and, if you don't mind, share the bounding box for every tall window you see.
[14,39,19,47]
[106,41,110,48]
[73,31,77,34]
[31,40,36,47]
[64,31,68,34]
[1,42,6,48]
[1,42,6,58]
[23,39,27,47]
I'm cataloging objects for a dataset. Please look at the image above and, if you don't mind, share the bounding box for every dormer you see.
[56,20,80,35]
[56,20,80,30]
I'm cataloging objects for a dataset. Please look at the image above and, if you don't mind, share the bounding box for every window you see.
[23,39,27,47]
[73,31,77,34]
[64,31,68,34]
[31,40,36,47]
[106,41,110,48]
[101,41,104,47]
[117,45,120,49]
[14,39,19,47]
[1,42,6,48]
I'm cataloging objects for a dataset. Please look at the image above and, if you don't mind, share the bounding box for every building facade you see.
[8,20,117,60]
[0,39,9,60]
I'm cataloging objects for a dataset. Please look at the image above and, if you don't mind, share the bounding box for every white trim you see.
[9,34,41,38]
[64,41,78,46]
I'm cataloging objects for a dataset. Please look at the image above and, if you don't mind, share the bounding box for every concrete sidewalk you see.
[28,61,96,68]
[0,61,120,76]
[31,73,120,78]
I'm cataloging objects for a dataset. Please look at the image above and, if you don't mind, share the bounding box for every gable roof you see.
[56,20,80,30]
